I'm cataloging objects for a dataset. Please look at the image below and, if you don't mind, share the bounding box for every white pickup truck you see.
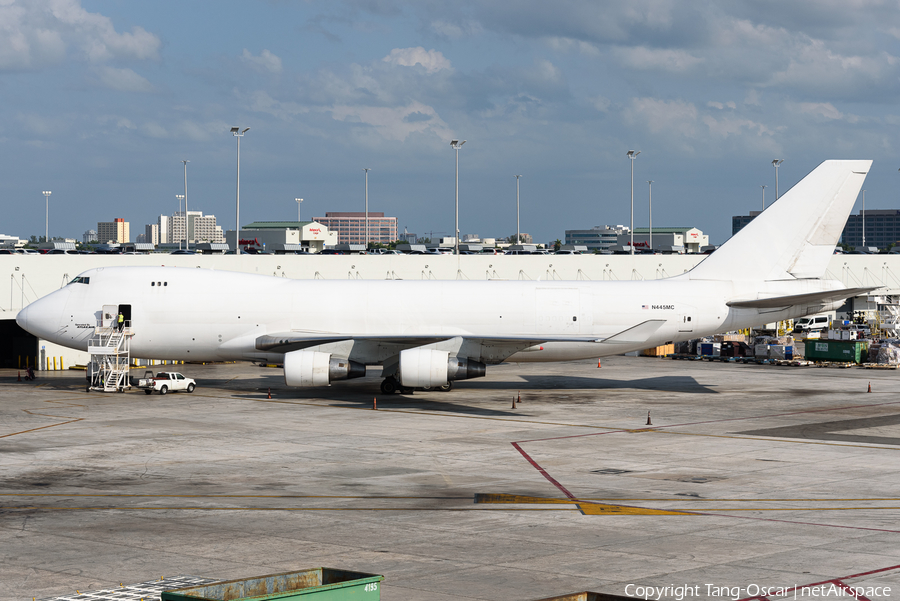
[137,371,197,395]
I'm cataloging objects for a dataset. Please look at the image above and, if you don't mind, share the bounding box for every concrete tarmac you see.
[2,357,900,600]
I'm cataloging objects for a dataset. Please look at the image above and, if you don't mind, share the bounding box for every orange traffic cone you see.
[373,397,377,410]
[511,396,516,409]
[646,411,652,426]
[597,359,601,368]
[267,388,271,399]
[868,382,872,393]
[517,391,522,404]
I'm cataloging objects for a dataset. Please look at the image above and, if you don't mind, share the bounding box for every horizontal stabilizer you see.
[726,287,877,309]
[597,319,667,344]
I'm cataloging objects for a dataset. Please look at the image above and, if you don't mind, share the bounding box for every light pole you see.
[772,159,784,200]
[627,150,640,254]
[295,198,304,222]
[175,194,185,249]
[231,126,250,253]
[363,168,371,248]
[862,189,866,248]
[42,191,51,242]
[760,185,767,211]
[181,160,190,250]
[450,139,466,255]
[514,175,522,244]
[647,180,653,252]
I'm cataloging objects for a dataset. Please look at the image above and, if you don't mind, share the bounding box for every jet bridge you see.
[88,304,132,392]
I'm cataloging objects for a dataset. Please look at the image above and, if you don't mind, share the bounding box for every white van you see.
[793,314,830,332]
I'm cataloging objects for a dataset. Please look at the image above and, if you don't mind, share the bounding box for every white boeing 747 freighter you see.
[17,160,875,393]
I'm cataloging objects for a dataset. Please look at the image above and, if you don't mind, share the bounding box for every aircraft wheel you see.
[187,383,195,393]
[380,378,398,395]
[438,382,452,392]
[160,385,168,395]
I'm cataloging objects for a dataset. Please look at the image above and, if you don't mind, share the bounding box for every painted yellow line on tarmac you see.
[578,504,689,516]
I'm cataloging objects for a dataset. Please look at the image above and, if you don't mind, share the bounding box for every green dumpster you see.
[804,339,868,363]
[161,568,383,601]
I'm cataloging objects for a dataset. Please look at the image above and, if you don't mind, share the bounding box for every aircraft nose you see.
[15,305,28,331]
[16,289,70,340]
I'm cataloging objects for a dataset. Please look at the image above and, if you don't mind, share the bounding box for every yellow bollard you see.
[53,356,58,371]
[60,357,64,370]
[26,355,29,368]
[47,357,51,371]
[18,355,21,369]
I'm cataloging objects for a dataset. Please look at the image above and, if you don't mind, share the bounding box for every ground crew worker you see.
[117,311,124,331]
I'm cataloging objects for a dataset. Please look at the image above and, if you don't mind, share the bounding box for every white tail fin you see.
[687,159,871,281]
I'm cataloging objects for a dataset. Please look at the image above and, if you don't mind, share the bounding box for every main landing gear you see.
[380,376,452,394]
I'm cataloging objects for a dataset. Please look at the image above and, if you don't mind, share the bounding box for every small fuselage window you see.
[69,276,90,285]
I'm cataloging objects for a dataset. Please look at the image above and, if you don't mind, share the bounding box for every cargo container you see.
[161,568,384,601]
[804,340,868,364]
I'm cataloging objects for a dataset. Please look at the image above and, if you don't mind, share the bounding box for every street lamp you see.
[231,126,250,253]
[647,180,653,252]
[760,185,766,211]
[772,159,784,200]
[862,189,866,248]
[42,191,51,242]
[450,139,466,255]
[181,160,190,251]
[295,198,304,222]
[363,168,371,248]
[514,175,522,244]
[627,150,640,254]
[175,194,185,249]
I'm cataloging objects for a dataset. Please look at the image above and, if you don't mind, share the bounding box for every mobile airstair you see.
[88,304,132,392]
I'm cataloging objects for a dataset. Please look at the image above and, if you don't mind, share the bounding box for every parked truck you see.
[137,371,196,395]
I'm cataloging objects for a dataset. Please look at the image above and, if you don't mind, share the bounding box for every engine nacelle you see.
[284,350,366,387]
[399,349,486,387]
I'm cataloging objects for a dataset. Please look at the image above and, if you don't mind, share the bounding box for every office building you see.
[732,211,762,236]
[842,209,900,250]
[313,212,398,245]
[83,229,97,244]
[97,219,129,244]
[158,211,224,245]
[564,225,629,252]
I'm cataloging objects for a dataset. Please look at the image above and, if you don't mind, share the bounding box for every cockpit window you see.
[69,276,90,285]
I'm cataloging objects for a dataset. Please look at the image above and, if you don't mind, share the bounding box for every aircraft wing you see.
[256,319,669,353]
[726,287,878,309]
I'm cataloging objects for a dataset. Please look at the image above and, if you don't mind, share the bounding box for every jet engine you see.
[283,350,366,387]
[399,349,486,388]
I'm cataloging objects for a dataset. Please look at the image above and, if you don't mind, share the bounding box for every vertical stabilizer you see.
[687,160,871,281]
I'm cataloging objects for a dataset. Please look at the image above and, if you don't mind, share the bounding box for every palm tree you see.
[553,239,562,251]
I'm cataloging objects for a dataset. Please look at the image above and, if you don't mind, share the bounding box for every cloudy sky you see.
[4,0,900,245]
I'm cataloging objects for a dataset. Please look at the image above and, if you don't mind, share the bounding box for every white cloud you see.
[0,0,160,70]
[624,97,698,136]
[616,46,702,72]
[96,66,153,92]
[382,47,451,73]
[545,36,600,57]
[240,49,282,74]
[330,101,452,142]
[431,19,483,39]
[798,102,843,120]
